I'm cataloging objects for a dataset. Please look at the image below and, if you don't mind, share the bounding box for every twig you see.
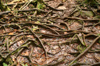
[44,3,64,11]
[9,37,23,47]
[0,41,30,58]
[23,27,47,57]
[63,17,100,21]
[29,46,33,63]
[91,62,100,66]
[1,23,59,35]
[71,62,90,66]
[68,36,100,66]
[0,8,47,16]
[76,34,86,46]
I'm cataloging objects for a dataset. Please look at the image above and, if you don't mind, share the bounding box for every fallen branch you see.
[23,27,47,57]
[0,8,47,16]
[63,17,100,21]
[68,36,100,66]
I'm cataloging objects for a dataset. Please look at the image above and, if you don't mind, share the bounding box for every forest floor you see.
[0,0,100,66]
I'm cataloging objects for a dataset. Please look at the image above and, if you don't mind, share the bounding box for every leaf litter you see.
[0,0,100,66]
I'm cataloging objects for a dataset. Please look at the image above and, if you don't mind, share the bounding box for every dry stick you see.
[30,23,60,35]
[47,58,65,66]
[70,49,100,55]
[29,46,34,63]
[0,33,33,37]
[24,27,47,57]
[19,0,31,10]
[46,18,70,30]
[68,36,100,66]
[0,34,15,37]
[6,37,10,51]
[0,21,5,24]
[89,50,100,53]
[63,17,100,21]
[85,33,98,37]
[68,7,79,17]
[0,8,47,16]
[76,33,87,46]
[6,1,63,11]
[71,62,90,66]
[59,22,70,30]
[56,30,90,34]
[94,22,100,26]
[13,33,33,41]
[76,34,85,46]
[44,3,63,11]
[15,48,24,57]
[0,40,30,58]
[91,62,100,66]
[45,24,63,49]
[82,33,87,46]
[1,23,59,35]
[4,2,25,6]
[9,37,23,47]
[45,24,64,30]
